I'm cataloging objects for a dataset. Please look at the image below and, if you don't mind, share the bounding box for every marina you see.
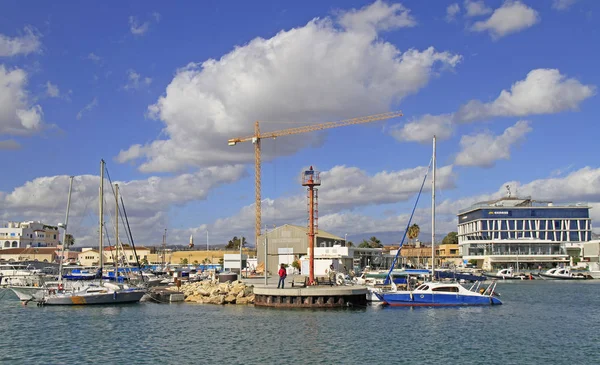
[1,0,600,363]
[1,280,599,364]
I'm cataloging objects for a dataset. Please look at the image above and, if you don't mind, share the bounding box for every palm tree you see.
[408,224,420,244]
[368,236,382,248]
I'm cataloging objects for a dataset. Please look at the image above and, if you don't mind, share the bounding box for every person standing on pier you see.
[277,264,287,289]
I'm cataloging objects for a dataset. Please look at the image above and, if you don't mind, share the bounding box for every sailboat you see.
[8,176,79,302]
[375,136,502,306]
[41,160,146,305]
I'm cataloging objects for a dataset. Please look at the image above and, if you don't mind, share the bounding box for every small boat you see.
[485,267,535,280]
[375,281,502,307]
[539,267,592,280]
[42,282,146,305]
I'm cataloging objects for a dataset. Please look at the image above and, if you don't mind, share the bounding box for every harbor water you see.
[1,280,599,364]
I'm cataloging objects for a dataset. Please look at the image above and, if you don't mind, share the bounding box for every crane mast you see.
[228,111,403,246]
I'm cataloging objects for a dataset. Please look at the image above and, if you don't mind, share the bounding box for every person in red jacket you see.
[277,264,287,289]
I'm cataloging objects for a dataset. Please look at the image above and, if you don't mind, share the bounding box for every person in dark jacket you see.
[277,264,287,289]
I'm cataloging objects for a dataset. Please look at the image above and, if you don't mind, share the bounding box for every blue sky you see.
[1,0,599,247]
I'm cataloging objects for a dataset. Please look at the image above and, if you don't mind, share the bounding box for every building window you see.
[12,241,18,247]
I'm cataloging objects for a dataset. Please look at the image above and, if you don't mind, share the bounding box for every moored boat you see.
[539,267,592,280]
[376,281,502,306]
[485,267,535,280]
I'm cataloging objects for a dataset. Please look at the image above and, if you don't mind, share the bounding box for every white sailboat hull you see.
[43,289,146,305]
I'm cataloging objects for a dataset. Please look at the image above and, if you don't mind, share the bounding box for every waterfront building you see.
[457,196,592,270]
[256,224,346,274]
[0,247,58,262]
[0,221,60,250]
[435,243,461,267]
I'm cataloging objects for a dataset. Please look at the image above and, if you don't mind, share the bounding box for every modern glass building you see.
[457,196,592,270]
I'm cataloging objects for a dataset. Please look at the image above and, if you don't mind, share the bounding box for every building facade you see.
[0,221,61,250]
[458,196,592,270]
[256,224,345,274]
[0,247,58,262]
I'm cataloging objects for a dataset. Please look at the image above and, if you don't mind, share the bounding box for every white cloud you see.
[435,166,600,234]
[464,0,492,17]
[45,81,60,98]
[0,165,246,247]
[129,16,150,35]
[338,0,416,34]
[471,1,539,39]
[506,166,600,202]
[0,139,20,150]
[455,120,532,167]
[129,13,160,36]
[0,65,45,135]
[118,2,461,173]
[552,0,578,11]
[0,27,41,57]
[455,69,596,123]
[446,3,461,22]
[87,53,101,63]
[123,69,152,91]
[76,97,98,120]
[206,163,455,243]
[390,113,453,143]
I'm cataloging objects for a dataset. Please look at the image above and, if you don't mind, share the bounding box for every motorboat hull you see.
[538,273,592,280]
[376,292,502,306]
[43,289,146,305]
[8,286,47,301]
[485,273,535,280]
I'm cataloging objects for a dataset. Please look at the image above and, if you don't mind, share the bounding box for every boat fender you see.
[113,292,117,300]
[58,283,64,291]
[409,293,413,301]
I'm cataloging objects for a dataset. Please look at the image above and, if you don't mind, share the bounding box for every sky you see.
[1,0,599,248]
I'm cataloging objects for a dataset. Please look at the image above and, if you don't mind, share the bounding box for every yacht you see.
[539,267,592,280]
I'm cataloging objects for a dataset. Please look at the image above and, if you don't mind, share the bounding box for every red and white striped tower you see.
[302,166,321,286]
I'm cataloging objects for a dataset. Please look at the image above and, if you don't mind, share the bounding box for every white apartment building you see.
[0,221,61,250]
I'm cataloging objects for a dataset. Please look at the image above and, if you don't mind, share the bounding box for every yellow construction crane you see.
[227,111,403,244]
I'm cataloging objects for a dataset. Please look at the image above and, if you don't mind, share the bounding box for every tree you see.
[358,240,371,248]
[407,224,420,244]
[368,236,382,248]
[193,260,199,265]
[346,241,354,247]
[225,236,247,250]
[442,232,458,245]
[292,259,301,272]
[64,234,75,247]
[180,258,188,265]
[140,257,149,266]
[358,237,382,248]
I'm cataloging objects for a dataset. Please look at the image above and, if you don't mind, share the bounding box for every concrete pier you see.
[253,286,368,308]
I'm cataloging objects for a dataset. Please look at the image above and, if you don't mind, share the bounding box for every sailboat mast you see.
[115,183,119,281]
[431,135,436,280]
[58,176,74,283]
[99,160,105,269]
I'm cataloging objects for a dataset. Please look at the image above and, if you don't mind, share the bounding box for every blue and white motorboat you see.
[375,281,502,306]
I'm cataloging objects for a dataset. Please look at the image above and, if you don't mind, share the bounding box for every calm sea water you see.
[1,281,599,365]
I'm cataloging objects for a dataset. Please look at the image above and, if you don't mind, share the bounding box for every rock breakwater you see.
[176,280,255,305]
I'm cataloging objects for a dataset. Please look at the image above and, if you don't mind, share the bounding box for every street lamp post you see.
[345,233,348,246]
